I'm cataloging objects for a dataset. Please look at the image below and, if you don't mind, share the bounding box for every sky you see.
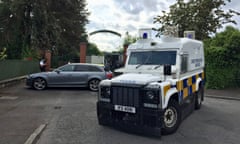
[85,0,240,52]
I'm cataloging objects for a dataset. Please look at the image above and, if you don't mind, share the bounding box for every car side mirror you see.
[55,69,61,74]
[164,64,171,75]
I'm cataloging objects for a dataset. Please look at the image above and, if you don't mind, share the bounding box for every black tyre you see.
[33,77,47,90]
[88,79,100,91]
[97,106,108,126]
[98,117,108,126]
[162,100,181,135]
[195,85,204,110]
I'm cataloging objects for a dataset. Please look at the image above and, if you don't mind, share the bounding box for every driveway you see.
[0,82,239,144]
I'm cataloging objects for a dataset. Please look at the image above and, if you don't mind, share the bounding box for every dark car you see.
[26,63,112,91]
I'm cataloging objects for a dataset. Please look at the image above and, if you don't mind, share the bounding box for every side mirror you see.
[164,64,171,75]
[54,69,61,74]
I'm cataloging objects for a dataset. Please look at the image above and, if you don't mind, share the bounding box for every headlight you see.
[99,86,111,102]
[143,89,160,104]
[146,91,155,100]
[143,89,160,109]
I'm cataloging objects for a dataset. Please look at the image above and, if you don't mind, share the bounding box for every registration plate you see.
[114,105,136,113]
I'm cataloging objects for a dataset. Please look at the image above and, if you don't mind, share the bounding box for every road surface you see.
[0,83,239,144]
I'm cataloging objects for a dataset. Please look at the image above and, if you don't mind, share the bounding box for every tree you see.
[123,32,137,46]
[154,0,240,40]
[87,43,102,56]
[49,0,89,56]
[206,26,240,66]
[0,0,89,59]
[0,0,26,59]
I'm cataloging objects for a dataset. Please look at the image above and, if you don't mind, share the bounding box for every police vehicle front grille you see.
[111,86,140,107]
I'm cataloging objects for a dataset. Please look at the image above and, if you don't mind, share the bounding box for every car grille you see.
[111,86,140,107]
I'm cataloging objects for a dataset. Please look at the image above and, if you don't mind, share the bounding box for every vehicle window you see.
[58,65,74,72]
[181,54,188,73]
[128,51,177,65]
[74,65,89,72]
[88,65,102,72]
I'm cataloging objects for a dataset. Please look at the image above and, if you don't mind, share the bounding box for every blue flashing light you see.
[143,33,148,39]
[188,34,193,38]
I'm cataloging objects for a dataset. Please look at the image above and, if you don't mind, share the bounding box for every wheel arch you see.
[88,77,101,83]
[163,88,179,109]
[196,77,204,92]
[88,75,102,82]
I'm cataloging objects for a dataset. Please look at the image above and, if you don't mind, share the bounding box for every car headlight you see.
[142,89,160,108]
[144,90,159,102]
[99,86,111,102]
[146,91,155,100]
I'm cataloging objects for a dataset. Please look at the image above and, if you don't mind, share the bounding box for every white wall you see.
[86,55,104,64]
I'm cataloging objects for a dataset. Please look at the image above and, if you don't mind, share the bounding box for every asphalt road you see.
[0,83,240,144]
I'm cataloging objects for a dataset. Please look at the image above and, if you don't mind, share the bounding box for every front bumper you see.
[26,77,33,87]
[97,101,164,137]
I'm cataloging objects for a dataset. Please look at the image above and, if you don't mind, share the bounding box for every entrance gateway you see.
[96,28,205,136]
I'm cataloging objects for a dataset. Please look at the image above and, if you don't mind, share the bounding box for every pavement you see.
[0,75,26,89]
[205,88,240,101]
[0,76,240,101]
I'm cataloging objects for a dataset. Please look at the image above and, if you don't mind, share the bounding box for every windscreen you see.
[128,51,177,65]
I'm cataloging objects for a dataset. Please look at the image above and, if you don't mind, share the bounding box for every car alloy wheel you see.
[33,78,47,90]
[89,79,100,91]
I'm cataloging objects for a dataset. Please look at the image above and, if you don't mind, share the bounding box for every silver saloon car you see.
[26,63,112,91]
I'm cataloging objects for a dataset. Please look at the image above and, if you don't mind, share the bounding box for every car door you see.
[71,65,89,85]
[87,65,105,79]
[48,64,75,86]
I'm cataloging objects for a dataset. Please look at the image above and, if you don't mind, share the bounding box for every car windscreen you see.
[128,51,177,65]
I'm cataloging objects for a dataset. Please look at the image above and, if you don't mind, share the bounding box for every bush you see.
[206,66,238,89]
[204,26,240,89]
[0,47,7,60]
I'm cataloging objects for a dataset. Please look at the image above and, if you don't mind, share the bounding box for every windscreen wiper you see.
[154,65,162,69]
[136,64,143,69]
[136,52,152,69]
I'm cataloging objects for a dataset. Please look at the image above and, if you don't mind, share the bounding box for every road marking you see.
[0,96,18,100]
[24,124,47,144]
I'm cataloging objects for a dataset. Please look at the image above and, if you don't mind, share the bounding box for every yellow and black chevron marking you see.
[163,72,205,100]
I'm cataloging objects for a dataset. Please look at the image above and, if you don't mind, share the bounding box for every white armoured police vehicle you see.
[97,29,205,136]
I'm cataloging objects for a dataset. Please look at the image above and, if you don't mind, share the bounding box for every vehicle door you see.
[71,65,89,85]
[87,65,105,79]
[48,64,75,85]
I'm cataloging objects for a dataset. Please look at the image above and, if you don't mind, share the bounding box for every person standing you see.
[39,58,46,72]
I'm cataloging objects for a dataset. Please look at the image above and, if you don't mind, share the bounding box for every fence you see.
[0,60,40,81]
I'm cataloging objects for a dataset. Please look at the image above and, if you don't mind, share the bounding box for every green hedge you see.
[0,60,40,81]
[205,47,240,89]
[206,66,239,89]
[204,26,240,89]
